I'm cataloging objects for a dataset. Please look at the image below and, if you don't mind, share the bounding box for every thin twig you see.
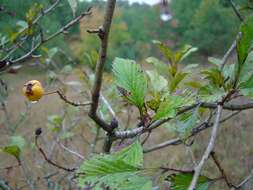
[211,151,234,188]
[229,0,244,22]
[35,134,76,172]
[54,90,91,107]
[89,126,101,155]
[188,105,223,190]
[100,93,116,117]
[231,169,253,189]
[220,40,236,71]
[58,142,84,160]
[143,110,240,153]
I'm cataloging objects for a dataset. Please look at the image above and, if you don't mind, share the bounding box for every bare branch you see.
[188,105,223,190]
[100,93,116,117]
[113,101,250,140]
[53,90,91,107]
[229,0,244,22]
[88,0,117,133]
[58,142,84,160]
[35,129,76,172]
[143,110,240,153]
[220,32,242,71]
[211,151,234,188]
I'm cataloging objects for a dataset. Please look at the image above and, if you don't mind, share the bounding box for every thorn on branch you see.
[110,117,118,130]
[87,28,100,34]
[87,26,105,40]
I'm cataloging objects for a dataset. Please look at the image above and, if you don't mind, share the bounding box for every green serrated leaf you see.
[175,45,198,63]
[185,81,203,89]
[176,109,199,140]
[114,141,143,167]
[153,40,175,64]
[77,141,151,190]
[147,98,160,111]
[146,70,168,93]
[241,88,253,98]
[198,85,225,102]
[238,51,253,87]
[169,72,188,93]
[201,68,224,88]
[153,96,184,121]
[168,173,211,190]
[237,15,253,66]
[113,58,147,109]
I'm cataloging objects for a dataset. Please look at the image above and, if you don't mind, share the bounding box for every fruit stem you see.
[43,91,58,96]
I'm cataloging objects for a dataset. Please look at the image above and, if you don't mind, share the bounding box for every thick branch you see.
[88,0,116,133]
[113,101,252,139]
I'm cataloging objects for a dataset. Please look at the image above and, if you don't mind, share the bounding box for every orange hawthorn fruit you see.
[23,80,44,101]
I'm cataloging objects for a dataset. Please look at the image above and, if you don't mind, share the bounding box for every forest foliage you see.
[0,0,247,68]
